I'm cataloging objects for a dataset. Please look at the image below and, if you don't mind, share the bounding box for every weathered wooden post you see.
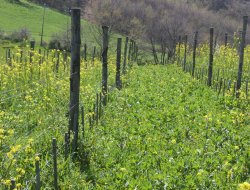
[133,41,136,62]
[91,46,96,65]
[56,51,60,73]
[35,154,41,190]
[123,37,129,74]
[192,31,198,77]
[183,35,188,72]
[236,16,248,98]
[39,49,42,65]
[116,38,122,90]
[69,8,81,155]
[225,33,228,47]
[102,26,109,106]
[30,40,35,63]
[52,138,59,190]
[208,27,214,87]
[10,179,16,190]
[7,49,11,65]
[83,43,87,61]
[218,78,223,95]
[128,39,132,64]
[30,40,35,50]
[178,35,181,65]
[131,40,134,62]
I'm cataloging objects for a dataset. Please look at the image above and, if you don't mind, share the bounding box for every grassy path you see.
[85,64,249,189]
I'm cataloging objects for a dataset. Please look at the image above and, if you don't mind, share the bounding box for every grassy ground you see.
[0,0,125,62]
[0,0,92,42]
[85,64,249,189]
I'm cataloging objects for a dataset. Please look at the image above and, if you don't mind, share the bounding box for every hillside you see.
[0,0,249,189]
[0,0,95,44]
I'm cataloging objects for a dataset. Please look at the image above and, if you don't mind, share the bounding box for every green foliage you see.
[0,44,249,189]
[0,0,92,43]
[85,64,249,189]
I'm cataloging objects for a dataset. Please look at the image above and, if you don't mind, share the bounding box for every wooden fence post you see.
[178,35,181,65]
[69,8,81,156]
[102,26,109,106]
[39,49,42,65]
[183,35,188,71]
[133,41,136,62]
[192,31,198,77]
[92,46,96,65]
[7,49,11,66]
[30,40,35,63]
[52,138,59,190]
[116,38,122,90]
[10,179,16,190]
[131,40,134,62]
[30,40,35,50]
[225,33,228,47]
[56,51,60,73]
[84,43,87,61]
[208,27,214,87]
[123,37,129,74]
[236,16,248,98]
[35,154,41,190]
[128,39,132,64]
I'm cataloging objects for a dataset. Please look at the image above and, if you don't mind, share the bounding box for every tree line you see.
[91,0,249,63]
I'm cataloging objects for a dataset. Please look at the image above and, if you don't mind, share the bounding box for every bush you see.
[2,28,31,43]
[9,28,31,43]
[49,32,70,51]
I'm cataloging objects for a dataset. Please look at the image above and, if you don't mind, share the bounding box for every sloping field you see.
[0,47,249,189]
[0,0,91,42]
[85,64,250,189]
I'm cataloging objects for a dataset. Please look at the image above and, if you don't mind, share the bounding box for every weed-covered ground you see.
[0,52,249,189]
[86,64,249,189]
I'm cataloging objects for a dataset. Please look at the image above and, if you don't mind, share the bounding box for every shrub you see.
[49,32,70,51]
[4,28,31,43]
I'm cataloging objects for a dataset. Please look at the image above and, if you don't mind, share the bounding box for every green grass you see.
[0,0,126,63]
[0,0,92,42]
[0,44,249,188]
[85,64,249,189]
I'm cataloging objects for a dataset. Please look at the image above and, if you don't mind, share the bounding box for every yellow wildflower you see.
[239,182,250,190]
[4,180,11,186]
[35,155,40,161]
[16,183,22,188]
[8,129,14,136]
[171,139,176,144]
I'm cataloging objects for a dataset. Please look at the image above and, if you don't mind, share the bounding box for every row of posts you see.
[180,16,248,98]
[68,9,138,159]
[7,8,138,190]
